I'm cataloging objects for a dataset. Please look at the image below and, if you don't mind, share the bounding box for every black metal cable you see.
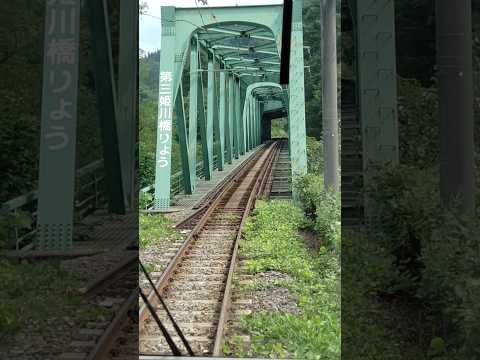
[139,287,182,356]
[139,261,195,356]
[194,0,208,30]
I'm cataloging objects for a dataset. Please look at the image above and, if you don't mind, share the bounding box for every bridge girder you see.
[153,2,307,209]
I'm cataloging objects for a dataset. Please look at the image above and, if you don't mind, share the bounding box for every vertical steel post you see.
[259,101,264,144]
[236,79,245,155]
[153,6,176,209]
[227,74,235,162]
[261,101,270,142]
[252,98,256,147]
[37,0,81,249]
[87,0,126,214]
[356,0,399,223]
[245,97,251,151]
[176,83,194,193]
[256,99,260,145]
[118,0,138,209]
[288,0,308,192]
[321,0,340,192]
[207,52,218,174]
[217,65,226,170]
[188,37,199,190]
[203,51,215,179]
[437,0,475,215]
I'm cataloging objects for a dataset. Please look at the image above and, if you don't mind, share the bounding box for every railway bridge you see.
[0,0,405,251]
[143,3,307,211]
[1,0,476,359]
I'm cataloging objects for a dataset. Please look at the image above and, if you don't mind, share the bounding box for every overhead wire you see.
[194,0,208,31]
[142,12,206,32]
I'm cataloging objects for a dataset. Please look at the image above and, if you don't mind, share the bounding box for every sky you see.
[139,0,283,54]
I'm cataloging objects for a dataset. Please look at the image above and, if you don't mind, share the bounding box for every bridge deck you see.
[167,147,264,223]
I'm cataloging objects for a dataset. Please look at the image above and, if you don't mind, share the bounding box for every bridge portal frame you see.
[154,3,307,209]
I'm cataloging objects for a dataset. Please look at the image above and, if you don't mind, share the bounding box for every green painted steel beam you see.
[259,101,265,144]
[176,83,193,193]
[216,65,226,170]
[153,6,176,209]
[187,36,200,191]
[37,0,81,249]
[356,0,399,166]
[118,0,138,210]
[235,78,242,157]
[87,0,126,214]
[355,0,399,223]
[245,98,250,151]
[198,26,276,41]
[226,74,235,163]
[242,82,286,147]
[171,5,283,90]
[152,4,287,201]
[253,100,257,147]
[203,51,217,177]
[251,98,255,148]
[261,103,270,142]
[253,99,257,148]
[198,54,212,180]
[256,100,260,145]
[288,0,308,195]
[255,100,259,146]
[211,44,277,56]
[233,78,239,158]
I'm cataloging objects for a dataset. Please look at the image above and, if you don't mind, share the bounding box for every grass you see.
[224,200,340,360]
[0,258,85,337]
[139,213,181,249]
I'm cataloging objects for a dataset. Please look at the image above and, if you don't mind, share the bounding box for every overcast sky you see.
[139,0,283,54]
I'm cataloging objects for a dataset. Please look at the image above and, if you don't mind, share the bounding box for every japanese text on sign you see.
[157,71,173,168]
[42,0,80,151]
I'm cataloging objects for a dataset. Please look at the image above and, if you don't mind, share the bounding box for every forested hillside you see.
[342,2,480,358]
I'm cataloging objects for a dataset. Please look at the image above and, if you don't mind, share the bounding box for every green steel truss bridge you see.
[1,0,404,250]
[149,3,308,209]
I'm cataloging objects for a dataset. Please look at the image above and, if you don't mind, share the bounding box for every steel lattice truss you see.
[152,2,308,209]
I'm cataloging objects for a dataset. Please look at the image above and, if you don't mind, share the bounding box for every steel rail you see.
[139,141,279,356]
[212,141,280,356]
[174,144,267,230]
[79,252,138,295]
[138,143,271,327]
[85,288,138,360]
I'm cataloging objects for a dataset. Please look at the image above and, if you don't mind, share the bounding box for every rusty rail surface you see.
[60,254,138,360]
[139,141,280,356]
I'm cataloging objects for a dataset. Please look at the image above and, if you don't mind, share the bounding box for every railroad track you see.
[59,253,138,360]
[174,144,267,232]
[139,141,280,357]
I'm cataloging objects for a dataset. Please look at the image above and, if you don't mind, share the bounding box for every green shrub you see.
[0,211,31,250]
[365,164,440,287]
[365,164,480,358]
[294,175,340,252]
[306,136,324,175]
[139,191,153,210]
[341,230,419,358]
[271,118,288,138]
[139,140,155,189]
[398,78,439,167]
